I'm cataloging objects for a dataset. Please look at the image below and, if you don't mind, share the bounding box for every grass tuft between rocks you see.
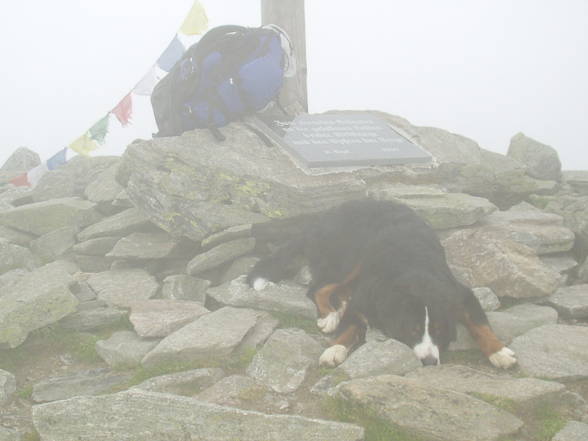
[270,311,319,335]
[21,431,40,441]
[110,348,259,393]
[321,397,427,441]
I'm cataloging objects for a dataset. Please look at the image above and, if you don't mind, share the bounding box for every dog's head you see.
[365,276,457,366]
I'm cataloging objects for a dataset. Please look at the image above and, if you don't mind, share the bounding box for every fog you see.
[1,0,587,169]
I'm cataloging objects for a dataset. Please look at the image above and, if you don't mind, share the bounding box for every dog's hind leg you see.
[314,283,350,333]
[319,313,367,367]
[314,264,361,334]
[459,290,517,369]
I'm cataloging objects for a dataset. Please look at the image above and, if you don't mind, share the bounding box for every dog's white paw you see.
[317,311,341,334]
[319,345,349,367]
[252,278,271,291]
[489,346,517,369]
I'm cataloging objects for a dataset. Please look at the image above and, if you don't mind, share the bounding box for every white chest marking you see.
[412,307,440,365]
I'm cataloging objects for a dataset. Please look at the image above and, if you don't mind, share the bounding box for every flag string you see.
[10,1,209,188]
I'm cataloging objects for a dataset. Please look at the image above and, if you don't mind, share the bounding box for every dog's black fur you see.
[248,198,491,355]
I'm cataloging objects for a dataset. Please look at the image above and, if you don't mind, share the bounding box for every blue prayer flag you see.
[46,148,68,171]
[157,36,185,72]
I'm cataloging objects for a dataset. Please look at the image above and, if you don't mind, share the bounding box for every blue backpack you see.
[152,25,288,141]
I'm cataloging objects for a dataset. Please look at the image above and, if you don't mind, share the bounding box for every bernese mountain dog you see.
[247,198,517,369]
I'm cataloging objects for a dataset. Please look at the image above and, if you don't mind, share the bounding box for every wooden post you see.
[261,0,308,114]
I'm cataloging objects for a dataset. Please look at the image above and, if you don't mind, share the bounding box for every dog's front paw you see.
[317,311,341,334]
[251,277,271,291]
[489,346,517,369]
[319,345,349,367]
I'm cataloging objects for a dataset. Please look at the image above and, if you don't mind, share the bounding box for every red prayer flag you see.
[112,93,133,126]
[10,173,30,187]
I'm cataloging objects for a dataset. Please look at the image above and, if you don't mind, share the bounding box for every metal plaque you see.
[254,112,431,168]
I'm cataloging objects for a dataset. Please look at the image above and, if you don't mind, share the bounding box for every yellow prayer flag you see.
[69,133,98,156]
[179,1,209,35]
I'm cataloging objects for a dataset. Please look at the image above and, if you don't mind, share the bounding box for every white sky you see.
[0,0,587,170]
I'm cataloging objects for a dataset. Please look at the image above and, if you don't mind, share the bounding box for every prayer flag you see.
[112,93,133,126]
[89,114,110,145]
[134,65,164,96]
[69,133,99,156]
[156,36,185,72]
[179,1,209,36]
[46,148,68,171]
[10,173,29,187]
[27,162,49,188]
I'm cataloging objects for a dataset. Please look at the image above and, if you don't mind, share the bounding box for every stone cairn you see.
[0,114,587,441]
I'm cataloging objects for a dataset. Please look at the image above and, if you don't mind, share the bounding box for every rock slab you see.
[142,307,263,367]
[246,328,323,394]
[406,364,565,403]
[0,262,77,348]
[336,374,523,441]
[510,324,588,380]
[32,390,365,441]
[207,277,316,319]
[336,339,421,379]
[129,299,209,337]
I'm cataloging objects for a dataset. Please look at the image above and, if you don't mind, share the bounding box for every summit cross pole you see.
[261,0,308,114]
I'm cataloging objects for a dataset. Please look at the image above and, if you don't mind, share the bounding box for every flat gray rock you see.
[510,324,588,380]
[473,287,501,311]
[186,237,256,275]
[107,232,185,260]
[546,285,588,319]
[32,390,365,441]
[406,364,565,403]
[96,331,160,369]
[161,274,209,303]
[0,262,77,348]
[195,374,287,412]
[1,147,40,172]
[87,269,159,308]
[336,339,421,379]
[0,269,29,295]
[0,224,35,246]
[552,421,588,441]
[132,368,225,395]
[142,307,264,368]
[207,276,316,319]
[0,427,20,441]
[72,236,120,256]
[129,299,209,338]
[246,328,323,394]
[370,184,497,229]
[0,239,38,275]
[0,369,16,404]
[32,368,132,403]
[201,224,253,249]
[541,254,578,277]
[77,207,153,242]
[59,304,127,332]
[508,132,561,181]
[84,163,124,204]
[30,156,120,203]
[563,170,588,194]
[0,197,100,236]
[336,374,523,441]
[480,203,574,255]
[30,226,77,262]
[443,228,561,298]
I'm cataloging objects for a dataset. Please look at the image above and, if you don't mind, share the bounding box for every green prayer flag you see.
[89,114,110,145]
